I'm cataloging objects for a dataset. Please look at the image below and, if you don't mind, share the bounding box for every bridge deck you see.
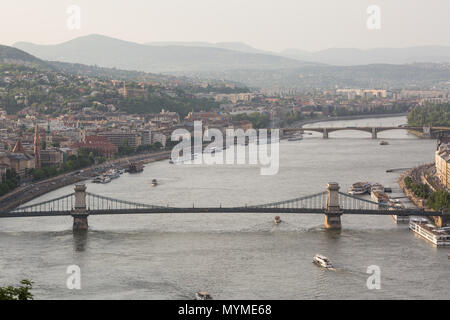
[0,207,440,218]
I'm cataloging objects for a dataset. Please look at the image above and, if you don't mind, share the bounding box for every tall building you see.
[435,144,450,190]
[34,124,41,169]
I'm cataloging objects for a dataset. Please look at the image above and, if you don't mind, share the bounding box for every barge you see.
[128,162,144,173]
[409,218,450,247]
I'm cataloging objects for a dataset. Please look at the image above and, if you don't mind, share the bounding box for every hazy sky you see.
[1,0,449,51]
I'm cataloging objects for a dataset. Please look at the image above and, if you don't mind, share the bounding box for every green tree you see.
[0,280,34,300]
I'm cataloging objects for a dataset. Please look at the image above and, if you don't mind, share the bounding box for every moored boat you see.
[409,218,450,247]
[348,182,371,195]
[129,162,144,173]
[105,169,120,179]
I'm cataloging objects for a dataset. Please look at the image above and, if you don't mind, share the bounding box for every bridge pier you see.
[371,128,377,139]
[323,128,328,139]
[324,182,343,230]
[423,126,432,139]
[435,209,450,228]
[71,183,89,231]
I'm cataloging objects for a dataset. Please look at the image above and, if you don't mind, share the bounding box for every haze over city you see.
[2,0,450,51]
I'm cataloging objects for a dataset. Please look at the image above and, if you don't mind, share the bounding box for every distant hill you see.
[14,34,315,73]
[281,46,450,66]
[145,41,270,55]
[0,44,52,69]
[186,63,450,90]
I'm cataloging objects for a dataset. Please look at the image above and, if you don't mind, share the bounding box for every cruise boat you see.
[313,254,334,269]
[195,292,213,300]
[409,218,450,247]
[348,182,371,195]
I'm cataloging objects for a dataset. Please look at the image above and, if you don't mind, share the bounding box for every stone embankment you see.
[398,163,445,226]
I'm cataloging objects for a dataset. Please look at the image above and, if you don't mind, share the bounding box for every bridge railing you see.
[85,192,167,211]
[248,191,327,210]
[10,193,75,214]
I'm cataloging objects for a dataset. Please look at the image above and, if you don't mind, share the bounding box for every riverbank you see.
[397,164,447,226]
[0,150,171,212]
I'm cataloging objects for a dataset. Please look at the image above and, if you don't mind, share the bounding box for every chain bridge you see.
[1,183,446,231]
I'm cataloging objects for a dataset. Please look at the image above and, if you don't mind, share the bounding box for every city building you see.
[72,136,118,158]
[99,131,141,150]
[40,149,63,167]
[435,144,450,189]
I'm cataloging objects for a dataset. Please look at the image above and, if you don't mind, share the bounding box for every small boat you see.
[313,254,334,269]
[380,141,389,145]
[92,176,103,183]
[151,179,158,187]
[195,291,213,300]
[92,175,111,184]
[274,216,282,224]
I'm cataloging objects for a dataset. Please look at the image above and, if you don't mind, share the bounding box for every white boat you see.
[105,169,120,179]
[409,218,450,247]
[313,254,334,269]
[348,182,371,195]
[92,175,111,184]
[195,291,213,300]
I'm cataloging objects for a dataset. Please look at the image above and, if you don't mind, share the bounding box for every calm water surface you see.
[0,116,449,299]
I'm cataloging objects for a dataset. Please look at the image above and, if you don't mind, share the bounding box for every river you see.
[0,116,448,299]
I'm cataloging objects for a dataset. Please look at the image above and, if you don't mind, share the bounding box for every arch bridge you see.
[282,126,450,139]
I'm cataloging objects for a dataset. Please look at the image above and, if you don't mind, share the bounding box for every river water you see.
[0,116,449,299]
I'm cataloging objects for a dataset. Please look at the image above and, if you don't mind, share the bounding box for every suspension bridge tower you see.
[324,182,343,229]
[72,184,89,231]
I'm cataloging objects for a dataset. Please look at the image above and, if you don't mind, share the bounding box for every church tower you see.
[34,124,41,169]
[122,81,127,97]
[45,120,52,146]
